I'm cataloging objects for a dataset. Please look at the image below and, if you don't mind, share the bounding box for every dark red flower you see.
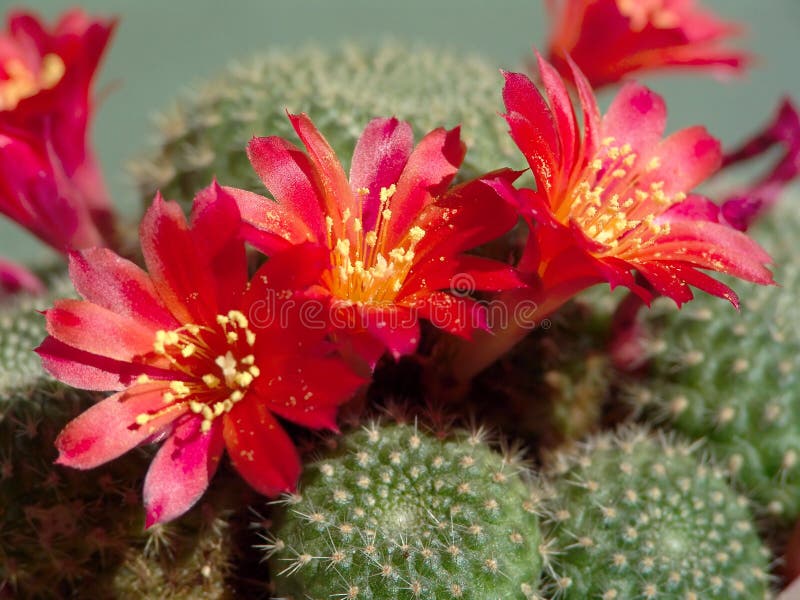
[0,257,42,296]
[37,184,362,525]
[0,9,117,249]
[719,98,800,231]
[503,54,773,308]
[231,113,524,367]
[545,0,748,88]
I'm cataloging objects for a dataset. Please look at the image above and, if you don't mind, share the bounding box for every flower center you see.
[324,184,426,305]
[563,137,685,257]
[135,310,260,433]
[0,54,65,111]
[616,0,680,31]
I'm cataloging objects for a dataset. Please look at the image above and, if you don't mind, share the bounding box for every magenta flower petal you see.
[55,383,181,469]
[143,416,225,527]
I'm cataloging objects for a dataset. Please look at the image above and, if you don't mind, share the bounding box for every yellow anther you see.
[408,226,426,243]
[202,374,221,388]
[365,231,378,247]
[382,208,392,222]
[379,184,397,202]
[216,315,230,326]
[170,381,191,397]
[135,413,151,425]
[230,390,244,402]
[200,419,212,433]
[136,374,151,384]
[226,331,239,343]
[189,400,205,414]
[249,365,261,377]
[162,391,175,403]
[246,330,256,346]
[241,355,255,365]
[228,310,248,328]
[357,187,370,195]
[235,372,254,388]
[181,343,196,358]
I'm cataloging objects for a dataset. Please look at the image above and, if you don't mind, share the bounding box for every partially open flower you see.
[0,9,117,249]
[545,0,748,88]
[231,113,524,367]
[503,54,773,308]
[37,184,362,525]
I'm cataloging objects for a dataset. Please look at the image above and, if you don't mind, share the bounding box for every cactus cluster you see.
[631,204,800,522]
[261,422,543,599]
[539,427,772,599]
[129,42,524,209]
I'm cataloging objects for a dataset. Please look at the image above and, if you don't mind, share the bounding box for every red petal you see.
[288,113,353,232]
[602,83,667,156]
[416,292,488,339]
[537,52,579,175]
[69,249,177,330]
[502,70,560,195]
[227,186,318,254]
[362,306,421,359]
[223,401,301,497]
[414,171,520,263]
[256,356,363,429]
[139,193,219,324]
[46,299,155,362]
[56,383,183,469]
[245,135,326,242]
[143,416,224,527]
[386,126,465,248]
[349,117,414,233]
[189,182,248,312]
[645,126,722,195]
[36,336,174,391]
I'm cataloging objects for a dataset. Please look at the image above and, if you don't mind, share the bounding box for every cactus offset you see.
[540,427,772,599]
[261,422,543,599]
[130,42,523,209]
[631,202,800,522]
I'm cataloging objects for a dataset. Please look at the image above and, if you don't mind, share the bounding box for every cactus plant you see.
[540,427,772,599]
[129,42,524,209]
[261,421,543,599]
[630,202,800,522]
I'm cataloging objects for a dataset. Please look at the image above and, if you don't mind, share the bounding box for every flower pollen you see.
[563,138,682,258]
[137,310,260,433]
[324,183,426,305]
[0,53,65,111]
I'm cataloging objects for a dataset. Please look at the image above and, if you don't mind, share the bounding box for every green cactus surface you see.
[262,422,543,599]
[540,427,772,599]
[130,42,523,209]
[631,203,800,522]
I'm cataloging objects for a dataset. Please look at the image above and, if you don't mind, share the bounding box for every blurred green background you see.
[1,0,798,262]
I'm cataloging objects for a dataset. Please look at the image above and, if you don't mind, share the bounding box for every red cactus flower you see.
[37,184,362,526]
[503,54,773,308]
[545,0,748,88]
[231,113,524,367]
[0,9,117,248]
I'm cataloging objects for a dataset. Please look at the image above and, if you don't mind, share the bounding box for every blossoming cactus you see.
[130,43,523,208]
[539,427,771,599]
[1,0,799,597]
[262,422,543,599]
[630,201,800,523]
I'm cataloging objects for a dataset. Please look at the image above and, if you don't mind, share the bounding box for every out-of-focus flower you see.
[545,0,748,88]
[37,185,362,526]
[232,113,524,368]
[0,9,117,248]
[503,54,773,308]
[719,98,800,231]
[0,257,43,296]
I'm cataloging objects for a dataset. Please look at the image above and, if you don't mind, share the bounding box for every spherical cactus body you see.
[633,203,800,522]
[540,427,771,599]
[263,422,543,599]
[130,42,523,210]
